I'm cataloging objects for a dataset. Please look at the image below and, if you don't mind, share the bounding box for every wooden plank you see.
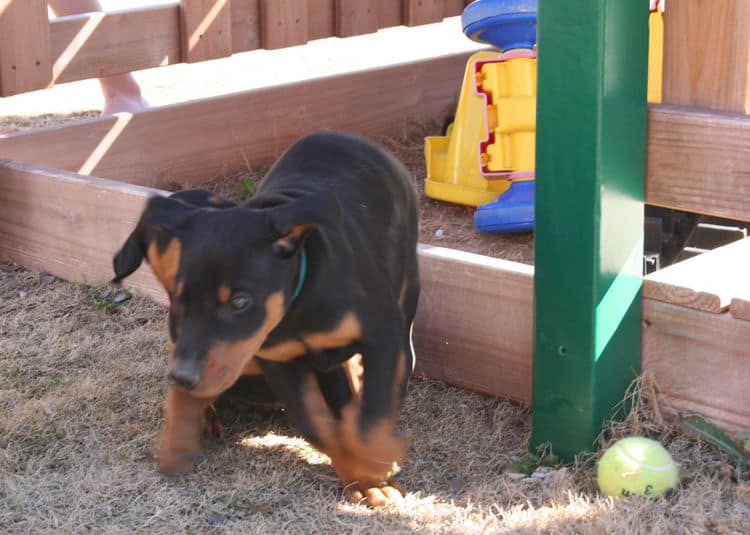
[0,0,53,96]
[646,105,750,222]
[231,0,261,53]
[179,0,233,63]
[413,245,534,404]
[335,0,378,37]
[0,159,167,305]
[730,297,750,321]
[378,0,402,28]
[260,0,309,49]
[50,5,181,84]
[444,1,467,18]
[3,1,464,90]
[663,0,750,114]
[643,299,750,432]
[308,0,335,40]
[403,0,442,26]
[643,238,750,313]
[0,51,473,190]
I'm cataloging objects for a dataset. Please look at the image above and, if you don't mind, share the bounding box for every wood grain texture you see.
[308,0,335,40]
[50,5,181,84]
[0,159,167,305]
[378,0,402,28]
[0,0,53,96]
[730,297,750,321]
[335,0,378,37]
[663,0,750,113]
[643,299,750,432]
[0,52,472,190]
[260,0,308,49]
[643,238,750,313]
[413,245,534,404]
[444,1,468,18]
[179,0,233,63]
[403,0,443,26]
[646,105,750,222]
[231,0,261,53]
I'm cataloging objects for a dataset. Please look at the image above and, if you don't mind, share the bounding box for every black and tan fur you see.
[112,131,420,506]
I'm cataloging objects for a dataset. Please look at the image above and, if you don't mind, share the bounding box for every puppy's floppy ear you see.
[112,195,194,286]
[266,189,342,258]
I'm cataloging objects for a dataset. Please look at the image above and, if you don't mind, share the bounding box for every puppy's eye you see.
[230,293,252,312]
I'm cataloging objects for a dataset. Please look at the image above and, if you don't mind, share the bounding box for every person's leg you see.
[48,0,148,114]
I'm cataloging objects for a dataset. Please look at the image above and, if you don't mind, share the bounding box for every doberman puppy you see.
[112,131,420,506]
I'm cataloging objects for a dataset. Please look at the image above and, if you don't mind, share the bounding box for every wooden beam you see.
[444,1,468,18]
[51,5,181,84]
[413,245,534,404]
[646,105,750,222]
[378,0,402,28]
[643,238,750,313]
[0,159,167,305]
[403,0,443,26]
[643,299,750,432]
[0,52,472,190]
[259,0,309,49]
[0,0,53,96]
[663,0,750,114]
[5,1,459,89]
[308,0,335,40]
[230,0,261,52]
[335,0,378,37]
[179,0,233,63]
[730,297,750,321]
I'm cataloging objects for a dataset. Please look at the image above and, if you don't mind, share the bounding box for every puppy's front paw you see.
[151,446,204,476]
[343,479,406,507]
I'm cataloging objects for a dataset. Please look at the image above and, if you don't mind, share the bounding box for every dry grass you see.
[2,264,748,534]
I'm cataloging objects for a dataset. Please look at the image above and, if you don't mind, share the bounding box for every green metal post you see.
[532,0,648,460]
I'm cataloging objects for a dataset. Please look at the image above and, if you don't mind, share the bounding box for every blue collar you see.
[291,247,307,302]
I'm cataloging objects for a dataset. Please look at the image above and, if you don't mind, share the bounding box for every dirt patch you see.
[2,264,748,534]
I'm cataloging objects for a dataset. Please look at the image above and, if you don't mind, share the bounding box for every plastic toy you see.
[425,0,663,233]
[424,0,538,232]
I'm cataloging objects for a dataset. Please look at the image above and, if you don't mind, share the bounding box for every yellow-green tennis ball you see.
[597,437,679,498]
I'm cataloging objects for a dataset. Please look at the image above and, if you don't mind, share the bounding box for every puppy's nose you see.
[168,362,201,390]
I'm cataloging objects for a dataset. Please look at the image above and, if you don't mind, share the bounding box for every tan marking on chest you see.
[303,312,362,351]
[256,340,307,362]
[147,238,181,293]
[256,312,363,363]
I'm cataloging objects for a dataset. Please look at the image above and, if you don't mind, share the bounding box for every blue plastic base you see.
[474,180,535,233]
[462,0,538,51]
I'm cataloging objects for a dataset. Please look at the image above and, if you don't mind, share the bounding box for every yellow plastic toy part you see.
[425,50,536,207]
[648,7,663,104]
[425,9,661,208]
[478,54,536,174]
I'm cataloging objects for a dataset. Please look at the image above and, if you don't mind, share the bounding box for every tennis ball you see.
[597,437,679,498]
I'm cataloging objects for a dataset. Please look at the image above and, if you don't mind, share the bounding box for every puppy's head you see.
[113,189,340,398]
